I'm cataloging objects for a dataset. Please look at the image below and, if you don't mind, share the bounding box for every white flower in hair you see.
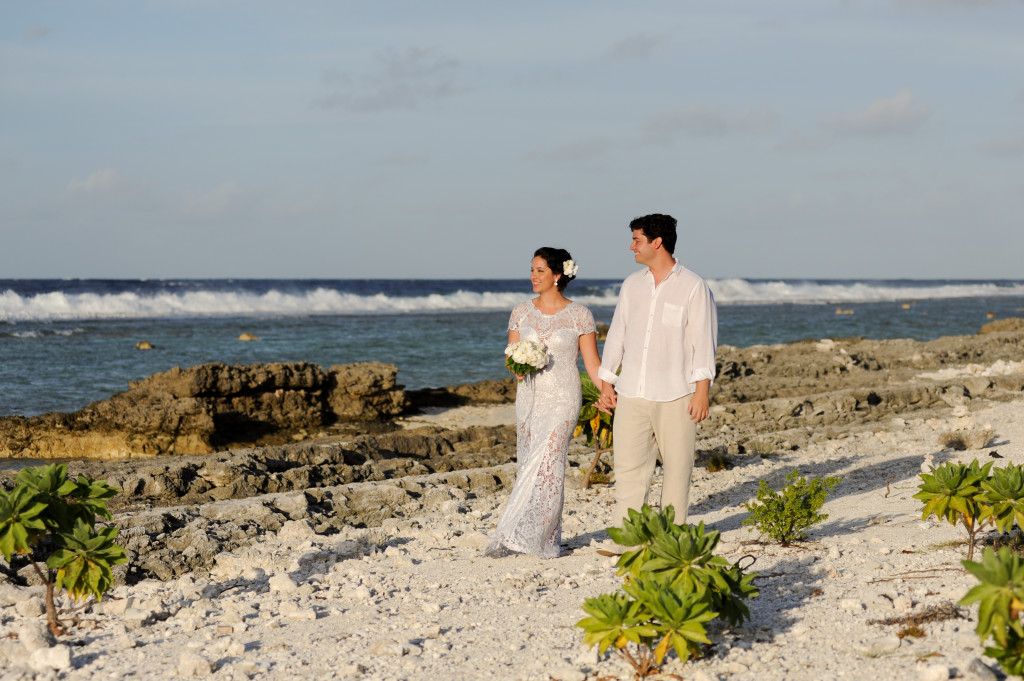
[563,260,578,278]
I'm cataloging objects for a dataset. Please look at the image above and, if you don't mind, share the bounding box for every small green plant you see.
[898,623,926,639]
[705,453,731,473]
[960,546,1024,677]
[914,459,993,560]
[980,463,1024,535]
[0,464,127,634]
[576,505,758,678]
[576,372,614,489]
[742,470,841,545]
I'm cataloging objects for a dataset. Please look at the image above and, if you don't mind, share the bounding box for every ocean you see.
[2,278,1023,418]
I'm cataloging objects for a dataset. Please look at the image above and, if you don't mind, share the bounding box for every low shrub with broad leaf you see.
[918,460,1024,678]
[576,505,758,678]
[915,459,992,560]
[961,547,1024,677]
[914,459,1024,560]
[0,464,127,634]
[575,372,614,489]
[741,470,841,546]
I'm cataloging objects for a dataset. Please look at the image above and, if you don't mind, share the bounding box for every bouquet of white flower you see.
[505,338,549,377]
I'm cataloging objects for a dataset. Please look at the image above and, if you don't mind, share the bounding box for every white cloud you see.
[818,89,931,136]
[527,138,611,162]
[66,169,124,196]
[314,47,466,113]
[607,32,668,60]
[180,181,252,219]
[62,169,156,212]
[644,103,779,139]
[979,134,1024,157]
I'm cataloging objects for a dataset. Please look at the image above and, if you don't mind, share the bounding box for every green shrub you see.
[742,470,841,545]
[704,453,731,473]
[960,546,1024,677]
[576,505,758,678]
[577,372,614,489]
[0,464,127,634]
[575,372,613,449]
[914,459,993,560]
[979,463,1024,535]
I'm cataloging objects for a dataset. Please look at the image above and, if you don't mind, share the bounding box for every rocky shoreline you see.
[2,324,1024,679]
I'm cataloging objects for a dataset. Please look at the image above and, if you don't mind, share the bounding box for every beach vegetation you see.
[980,463,1024,534]
[576,372,614,489]
[918,460,1024,560]
[704,452,731,473]
[914,460,993,560]
[960,546,1024,677]
[741,470,841,545]
[576,505,758,678]
[927,539,968,552]
[0,464,126,635]
[986,531,1024,557]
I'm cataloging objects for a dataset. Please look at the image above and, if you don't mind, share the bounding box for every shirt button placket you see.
[640,284,659,395]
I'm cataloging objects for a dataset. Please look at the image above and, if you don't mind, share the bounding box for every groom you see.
[597,213,718,526]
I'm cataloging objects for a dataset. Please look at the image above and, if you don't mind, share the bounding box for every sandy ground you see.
[2,390,1023,681]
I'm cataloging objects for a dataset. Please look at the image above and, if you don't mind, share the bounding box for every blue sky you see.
[2,1,1022,280]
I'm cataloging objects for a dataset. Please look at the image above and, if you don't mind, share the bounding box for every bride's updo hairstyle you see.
[534,247,576,292]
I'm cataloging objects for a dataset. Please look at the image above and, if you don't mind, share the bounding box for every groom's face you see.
[630,229,659,266]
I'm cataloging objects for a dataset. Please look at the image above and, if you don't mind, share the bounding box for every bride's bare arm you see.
[579,331,602,387]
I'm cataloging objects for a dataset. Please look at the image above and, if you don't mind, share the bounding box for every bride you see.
[484,247,603,558]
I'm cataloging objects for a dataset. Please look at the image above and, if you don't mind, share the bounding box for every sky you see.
[1,1,1023,281]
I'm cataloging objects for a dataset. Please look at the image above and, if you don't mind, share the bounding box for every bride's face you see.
[530,256,558,293]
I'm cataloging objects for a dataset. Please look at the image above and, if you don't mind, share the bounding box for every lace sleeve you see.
[508,301,530,332]
[573,303,597,336]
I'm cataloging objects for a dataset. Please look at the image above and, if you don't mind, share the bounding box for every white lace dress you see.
[485,300,596,559]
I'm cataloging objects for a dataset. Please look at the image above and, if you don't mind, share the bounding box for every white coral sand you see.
[2,396,1023,681]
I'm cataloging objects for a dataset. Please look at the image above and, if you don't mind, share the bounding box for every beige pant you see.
[612,394,696,525]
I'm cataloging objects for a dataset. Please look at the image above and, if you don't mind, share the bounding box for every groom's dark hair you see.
[630,214,677,256]
[534,247,575,292]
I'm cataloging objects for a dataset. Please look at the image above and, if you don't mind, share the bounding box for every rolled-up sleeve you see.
[598,291,627,385]
[686,281,718,386]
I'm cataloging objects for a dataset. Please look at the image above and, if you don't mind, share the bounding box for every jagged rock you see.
[406,379,515,408]
[29,644,71,672]
[14,596,44,618]
[269,574,298,593]
[979,317,1024,334]
[0,361,408,459]
[17,621,54,654]
[178,652,213,677]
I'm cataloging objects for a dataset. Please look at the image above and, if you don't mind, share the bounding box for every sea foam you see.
[1,280,1022,322]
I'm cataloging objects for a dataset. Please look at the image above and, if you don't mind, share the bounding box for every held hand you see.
[688,382,711,423]
[597,382,617,414]
[504,353,524,381]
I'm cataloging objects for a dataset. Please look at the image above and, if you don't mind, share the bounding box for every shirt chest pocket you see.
[661,302,684,328]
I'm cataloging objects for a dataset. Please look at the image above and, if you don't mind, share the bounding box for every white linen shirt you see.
[598,262,718,402]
